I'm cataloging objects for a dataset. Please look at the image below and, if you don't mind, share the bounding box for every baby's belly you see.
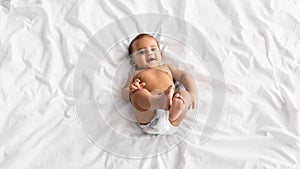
[133,69,174,93]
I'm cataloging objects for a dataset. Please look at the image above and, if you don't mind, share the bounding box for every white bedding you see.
[1,0,300,168]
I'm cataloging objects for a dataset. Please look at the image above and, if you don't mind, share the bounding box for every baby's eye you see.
[151,48,158,52]
[137,50,146,55]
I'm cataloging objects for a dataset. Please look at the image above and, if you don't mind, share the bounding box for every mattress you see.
[0,0,299,168]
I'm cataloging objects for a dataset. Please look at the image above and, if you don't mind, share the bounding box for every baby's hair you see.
[128,33,160,55]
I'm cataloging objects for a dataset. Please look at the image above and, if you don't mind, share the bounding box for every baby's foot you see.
[164,85,175,110]
[169,93,185,122]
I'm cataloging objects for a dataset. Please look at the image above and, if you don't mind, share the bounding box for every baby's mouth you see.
[147,58,156,62]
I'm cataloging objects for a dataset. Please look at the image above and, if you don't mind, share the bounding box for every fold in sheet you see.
[0,0,299,168]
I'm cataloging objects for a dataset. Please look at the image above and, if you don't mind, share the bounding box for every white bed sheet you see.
[0,0,300,169]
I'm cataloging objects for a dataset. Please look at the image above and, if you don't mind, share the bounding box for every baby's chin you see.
[146,63,160,69]
[146,61,160,68]
[136,62,160,69]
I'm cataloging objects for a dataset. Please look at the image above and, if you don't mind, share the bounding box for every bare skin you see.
[122,36,196,126]
[131,69,175,111]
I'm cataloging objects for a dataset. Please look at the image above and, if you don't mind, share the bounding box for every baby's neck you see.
[135,65,154,70]
[135,65,162,70]
[135,65,144,70]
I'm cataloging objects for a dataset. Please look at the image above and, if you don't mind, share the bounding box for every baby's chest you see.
[134,69,173,91]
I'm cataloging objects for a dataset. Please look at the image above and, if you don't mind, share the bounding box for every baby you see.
[122,33,196,134]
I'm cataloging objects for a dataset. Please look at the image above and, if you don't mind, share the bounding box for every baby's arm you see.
[122,73,134,101]
[167,64,196,108]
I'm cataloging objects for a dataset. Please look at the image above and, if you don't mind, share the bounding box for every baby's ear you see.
[130,58,135,65]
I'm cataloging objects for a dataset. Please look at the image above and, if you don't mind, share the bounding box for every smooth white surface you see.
[0,0,300,168]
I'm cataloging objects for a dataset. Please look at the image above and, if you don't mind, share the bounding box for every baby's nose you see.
[146,49,153,55]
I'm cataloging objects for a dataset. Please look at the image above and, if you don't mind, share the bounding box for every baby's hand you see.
[188,93,196,109]
[129,79,146,95]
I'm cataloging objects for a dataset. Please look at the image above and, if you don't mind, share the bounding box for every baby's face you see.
[131,36,162,69]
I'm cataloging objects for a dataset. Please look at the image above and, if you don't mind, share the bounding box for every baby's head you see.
[128,33,162,69]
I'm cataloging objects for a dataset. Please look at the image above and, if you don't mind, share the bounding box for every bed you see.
[0,0,299,168]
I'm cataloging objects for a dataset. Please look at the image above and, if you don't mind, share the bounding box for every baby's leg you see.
[130,88,167,123]
[134,109,156,124]
[130,89,167,111]
[164,85,175,110]
[168,90,192,126]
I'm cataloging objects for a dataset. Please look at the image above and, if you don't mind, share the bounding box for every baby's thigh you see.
[130,89,151,111]
[130,89,151,102]
[134,109,155,124]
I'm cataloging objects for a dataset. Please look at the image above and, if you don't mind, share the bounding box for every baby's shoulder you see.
[131,70,142,76]
[157,64,174,76]
[160,64,172,69]
[160,64,177,71]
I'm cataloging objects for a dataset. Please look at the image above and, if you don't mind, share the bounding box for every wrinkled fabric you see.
[0,0,299,169]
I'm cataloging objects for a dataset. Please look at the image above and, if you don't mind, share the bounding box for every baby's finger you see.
[132,82,140,88]
[129,87,135,92]
[134,79,140,83]
[129,83,136,88]
[139,82,146,88]
[129,85,137,91]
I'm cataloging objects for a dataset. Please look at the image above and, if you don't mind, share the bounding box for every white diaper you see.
[138,109,178,135]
